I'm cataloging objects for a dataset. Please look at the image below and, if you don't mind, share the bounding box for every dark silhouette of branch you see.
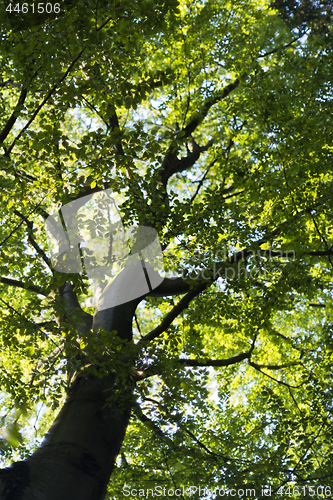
[189,157,218,204]
[162,138,214,187]
[251,361,300,370]
[81,95,109,127]
[30,342,65,385]
[183,79,242,137]
[96,16,113,31]
[177,352,251,367]
[0,276,46,296]
[148,277,191,297]
[182,427,220,462]
[0,87,27,145]
[159,78,242,189]
[0,79,21,88]
[107,106,125,156]
[6,48,85,156]
[310,215,333,267]
[248,360,307,389]
[132,404,174,444]
[137,282,209,344]
[35,320,58,328]
[0,190,52,249]
[177,336,257,368]
[14,210,52,268]
[258,34,304,58]
[0,297,59,347]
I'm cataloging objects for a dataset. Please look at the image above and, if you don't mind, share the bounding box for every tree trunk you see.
[27,374,131,500]
[0,279,142,500]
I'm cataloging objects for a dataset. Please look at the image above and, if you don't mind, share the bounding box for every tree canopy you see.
[0,0,333,498]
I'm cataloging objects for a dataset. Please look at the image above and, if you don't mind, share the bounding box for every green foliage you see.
[0,0,333,497]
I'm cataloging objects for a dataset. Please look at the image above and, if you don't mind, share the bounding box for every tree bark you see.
[19,373,132,500]
[0,278,141,500]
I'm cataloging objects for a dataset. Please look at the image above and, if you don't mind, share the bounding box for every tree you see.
[0,0,332,498]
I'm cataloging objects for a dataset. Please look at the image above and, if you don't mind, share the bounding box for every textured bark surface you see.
[0,373,133,500]
[21,373,132,500]
[0,277,141,500]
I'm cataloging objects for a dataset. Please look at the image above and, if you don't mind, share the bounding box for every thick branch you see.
[0,276,46,296]
[177,351,251,367]
[107,106,125,156]
[58,282,93,335]
[307,249,333,257]
[148,277,191,297]
[160,138,214,187]
[177,336,256,368]
[250,361,300,370]
[0,87,27,146]
[141,266,258,351]
[137,282,209,344]
[158,78,241,190]
[35,320,59,328]
[183,79,241,137]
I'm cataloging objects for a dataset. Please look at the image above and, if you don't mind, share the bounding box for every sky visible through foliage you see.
[0,0,333,498]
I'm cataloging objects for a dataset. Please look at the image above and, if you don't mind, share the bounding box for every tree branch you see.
[30,342,65,385]
[35,320,58,328]
[5,48,85,156]
[147,277,191,297]
[96,16,113,31]
[158,78,241,190]
[177,351,251,367]
[0,297,59,348]
[132,403,174,444]
[0,276,46,296]
[177,336,257,368]
[251,361,300,370]
[107,105,125,156]
[58,282,93,335]
[137,282,209,344]
[143,206,329,307]
[14,210,52,268]
[81,95,109,128]
[248,360,306,389]
[0,79,21,88]
[182,427,219,462]
[163,138,214,187]
[0,87,27,146]
[183,78,242,137]
[0,196,52,249]
[189,157,218,204]
[258,34,304,59]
